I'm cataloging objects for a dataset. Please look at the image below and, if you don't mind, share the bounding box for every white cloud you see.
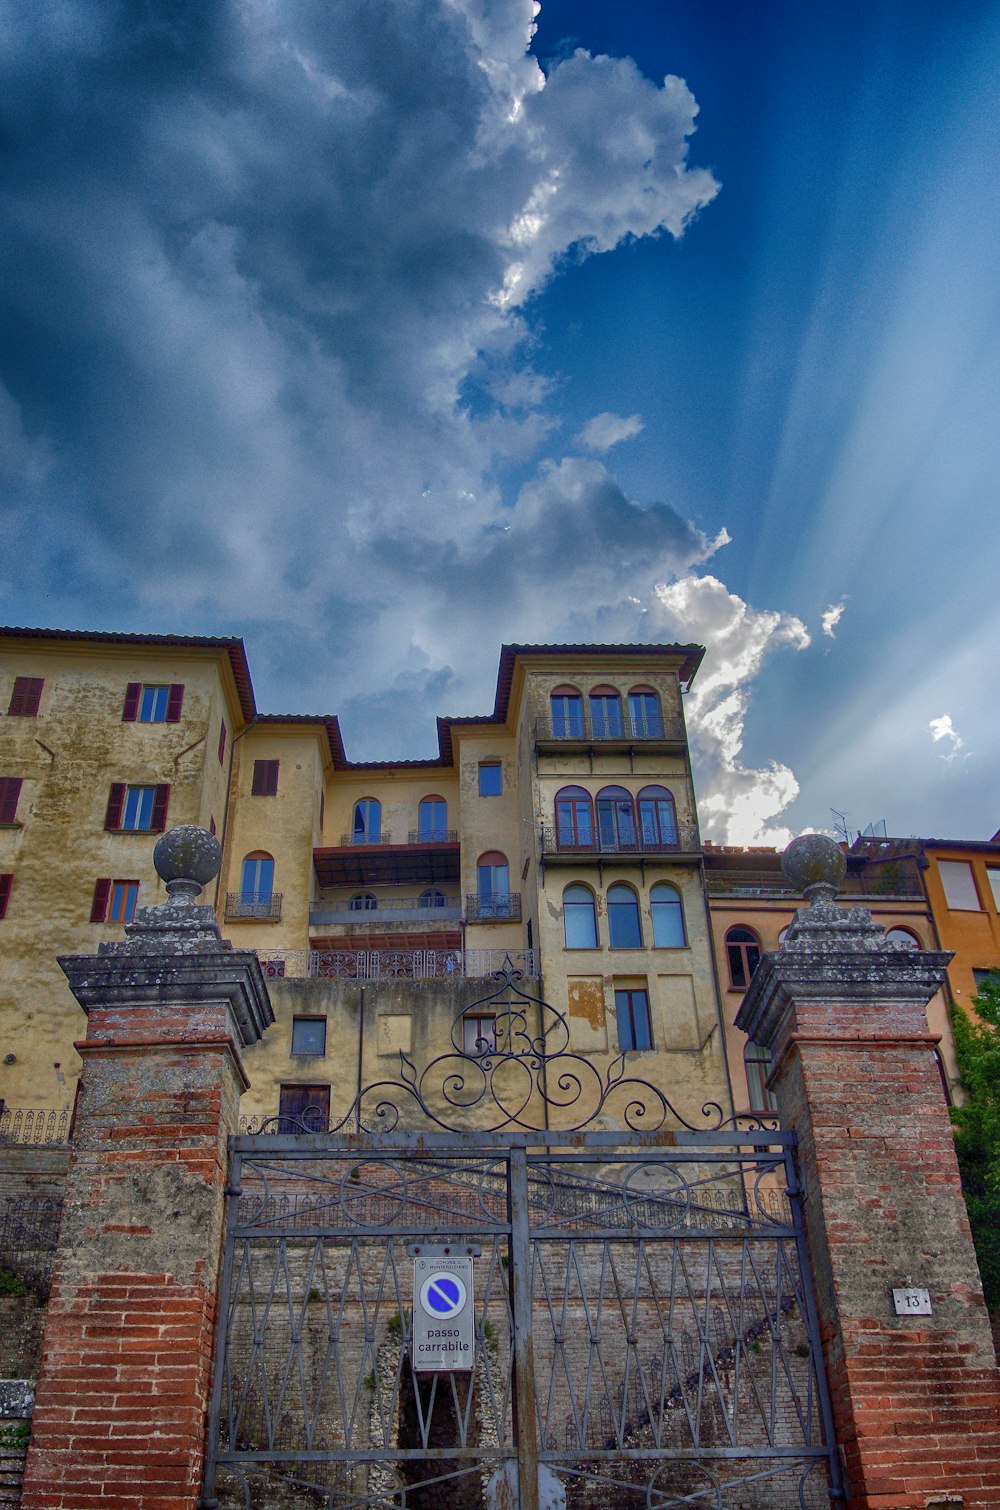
[575,411,644,451]
[929,714,966,762]
[821,599,846,638]
[652,575,811,845]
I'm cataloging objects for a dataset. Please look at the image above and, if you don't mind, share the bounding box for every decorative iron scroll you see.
[245,961,777,1137]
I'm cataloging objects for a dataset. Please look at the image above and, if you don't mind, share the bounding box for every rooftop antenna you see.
[830,809,849,845]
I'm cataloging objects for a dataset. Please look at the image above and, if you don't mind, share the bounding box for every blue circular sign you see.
[420,1271,467,1319]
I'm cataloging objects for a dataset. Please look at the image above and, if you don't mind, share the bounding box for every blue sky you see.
[1,0,997,842]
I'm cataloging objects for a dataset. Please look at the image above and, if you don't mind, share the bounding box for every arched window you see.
[551,685,583,738]
[563,884,598,948]
[418,795,448,841]
[477,851,511,919]
[607,883,642,948]
[745,1040,777,1112]
[419,889,447,908]
[650,883,685,947]
[628,686,663,738]
[885,927,921,949]
[590,686,623,739]
[596,786,636,851]
[555,786,593,850]
[350,892,377,911]
[353,797,381,844]
[726,927,762,989]
[240,852,274,904]
[637,786,678,849]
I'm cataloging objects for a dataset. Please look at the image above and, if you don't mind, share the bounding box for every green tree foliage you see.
[950,972,1000,1307]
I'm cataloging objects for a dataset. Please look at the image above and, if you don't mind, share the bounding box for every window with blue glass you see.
[477,852,511,918]
[650,883,685,947]
[555,786,593,849]
[122,786,155,830]
[589,688,623,738]
[607,883,642,948]
[241,853,274,904]
[353,797,381,843]
[615,988,652,1051]
[478,763,502,796]
[563,883,598,948]
[596,787,636,850]
[638,786,678,848]
[627,688,663,738]
[550,686,583,737]
[418,796,448,841]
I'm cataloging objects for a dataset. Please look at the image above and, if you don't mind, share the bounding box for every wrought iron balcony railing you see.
[339,832,393,848]
[540,825,699,858]
[465,893,522,923]
[0,1107,71,1146]
[406,829,458,845]
[224,892,282,921]
[310,893,461,926]
[255,947,536,981]
[536,714,677,743]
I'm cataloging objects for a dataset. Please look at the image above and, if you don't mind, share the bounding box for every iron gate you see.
[201,967,844,1510]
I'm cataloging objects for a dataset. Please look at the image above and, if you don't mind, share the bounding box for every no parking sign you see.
[412,1251,475,1371]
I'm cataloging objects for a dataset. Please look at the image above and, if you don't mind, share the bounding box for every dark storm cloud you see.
[0,0,719,737]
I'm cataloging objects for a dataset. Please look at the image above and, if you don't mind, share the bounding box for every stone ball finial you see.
[153,825,223,903]
[782,832,846,906]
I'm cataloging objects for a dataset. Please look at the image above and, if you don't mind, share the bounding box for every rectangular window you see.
[8,677,43,717]
[291,1018,327,1056]
[105,783,170,832]
[939,860,981,911]
[987,868,1000,911]
[91,878,139,923]
[0,874,11,919]
[122,683,184,723]
[252,759,279,796]
[218,722,227,765]
[278,1083,330,1132]
[463,1015,497,1056]
[478,762,502,796]
[973,968,1000,993]
[615,987,653,1051]
[0,778,23,824]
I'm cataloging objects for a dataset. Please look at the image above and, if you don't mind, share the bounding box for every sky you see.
[1,0,998,844]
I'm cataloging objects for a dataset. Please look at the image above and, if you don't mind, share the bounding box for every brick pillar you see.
[737,838,1000,1510]
[21,828,272,1510]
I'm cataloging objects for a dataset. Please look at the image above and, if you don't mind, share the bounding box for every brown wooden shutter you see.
[0,779,22,824]
[0,874,11,918]
[218,723,227,765]
[8,677,43,716]
[104,783,126,830]
[252,759,279,796]
[122,683,141,721]
[150,784,170,831]
[166,684,184,722]
[90,878,111,923]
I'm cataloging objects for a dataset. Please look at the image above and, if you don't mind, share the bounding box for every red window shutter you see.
[252,759,279,796]
[150,784,170,832]
[166,684,184,722]
[0,779,22,824]
[209,815,217,836]
[90,878,111,923]
[122,683,141,722]
[0,874,11,919]
[218,723,227,765]
[8,677,43,716]
[104,783,126,830]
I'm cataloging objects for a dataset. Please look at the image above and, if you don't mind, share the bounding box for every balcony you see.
[224,892,283,921]
[704,865,923,899]
[310,892,461,927]
[315,834,460,887]
[535,714,684,755]
[256,947,536,981]
[465,893,522,923]
[540,825,700,863]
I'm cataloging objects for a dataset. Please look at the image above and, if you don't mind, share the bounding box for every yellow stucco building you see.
[0,629,734,1134]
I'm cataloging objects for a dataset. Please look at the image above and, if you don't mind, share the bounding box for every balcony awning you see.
[313,841,460,887]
